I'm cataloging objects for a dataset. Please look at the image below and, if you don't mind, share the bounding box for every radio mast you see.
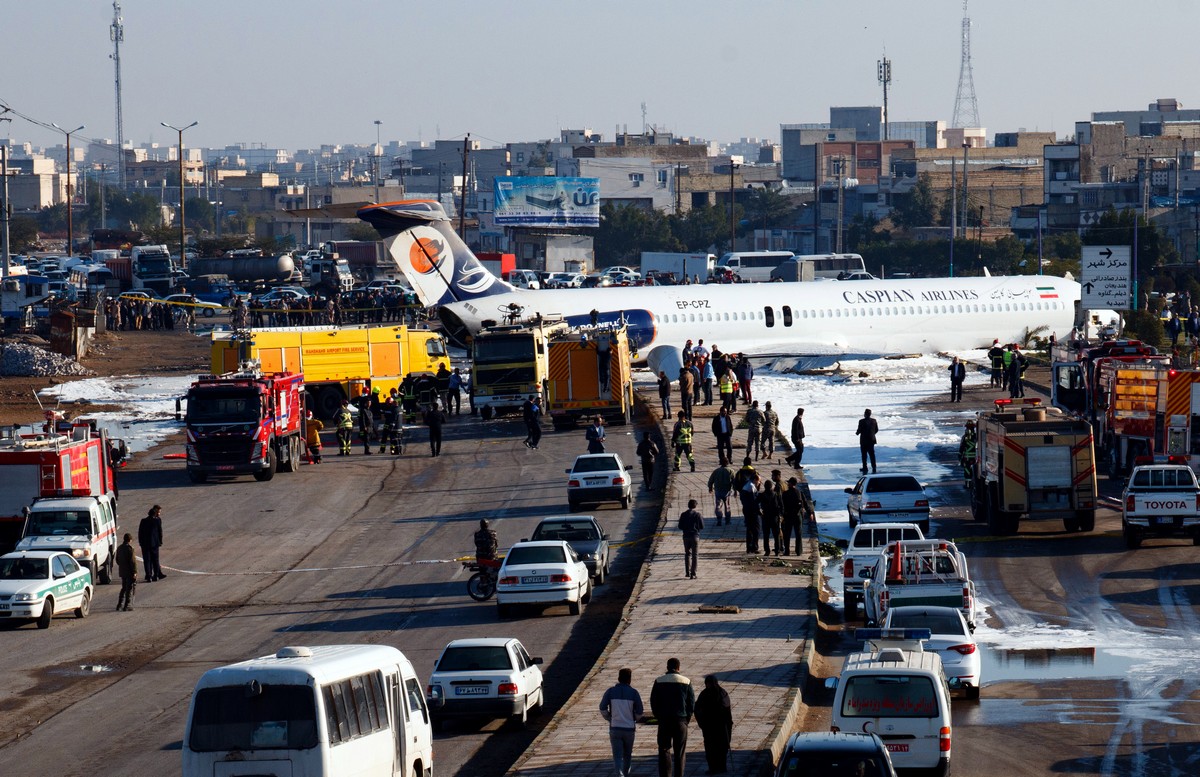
[951,0,980,128]
[110,2,126,188]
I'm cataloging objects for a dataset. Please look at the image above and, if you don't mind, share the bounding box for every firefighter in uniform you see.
[672,410,696,472]
[380,395,402,455]
[334,399,354,456]
[959,419,977,486]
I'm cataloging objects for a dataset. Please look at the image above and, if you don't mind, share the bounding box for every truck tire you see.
[279,437,301,473]
[1063,515,1080,532]
[98,554,112,585]
[253,450,277,482]
[313,387,346,419]
[845,591,860,615]
[1123,524,1141,549]
[1075,510,1095,532]
[187,468,208,484]
[481,405,495,421]
[969,481,987,522]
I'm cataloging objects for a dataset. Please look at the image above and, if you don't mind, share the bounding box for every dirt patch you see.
[0,329,209,428]
[735,554,814,577]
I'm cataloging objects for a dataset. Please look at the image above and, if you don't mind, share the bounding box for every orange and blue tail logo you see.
[358,200,514,307]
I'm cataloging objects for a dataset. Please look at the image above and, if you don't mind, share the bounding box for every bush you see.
[1124,309,1165,348]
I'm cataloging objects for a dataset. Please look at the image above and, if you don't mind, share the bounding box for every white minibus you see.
[183,645,433,777]
[714,251,795,282]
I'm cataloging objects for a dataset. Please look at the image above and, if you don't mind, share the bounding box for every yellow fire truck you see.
[967,398,1097,535]
[545,325,634,429]
[212,324,449,417]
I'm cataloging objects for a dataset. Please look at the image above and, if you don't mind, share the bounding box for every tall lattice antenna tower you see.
[951,0,980,128]
[110,2,126,189]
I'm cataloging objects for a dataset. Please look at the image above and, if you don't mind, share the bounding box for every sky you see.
[3,0,1200,153]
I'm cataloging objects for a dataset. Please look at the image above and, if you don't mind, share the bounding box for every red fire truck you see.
[1092,364,1200,477]
[0,418,125,555]
[177,364,306,483]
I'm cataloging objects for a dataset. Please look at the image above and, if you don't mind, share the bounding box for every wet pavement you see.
[506,392,817,777]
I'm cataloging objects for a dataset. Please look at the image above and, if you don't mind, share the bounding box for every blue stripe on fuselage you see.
[562,309,656,352]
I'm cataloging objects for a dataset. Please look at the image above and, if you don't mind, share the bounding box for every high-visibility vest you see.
[719,375,733,394]
[676,422,693,445]
[335,409,353,429]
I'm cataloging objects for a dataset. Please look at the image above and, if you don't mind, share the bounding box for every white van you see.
[17,494,118,585]
[714,251,795,282]
[830,628,952,776]
[504,269,541,290]
[183,644,434,777]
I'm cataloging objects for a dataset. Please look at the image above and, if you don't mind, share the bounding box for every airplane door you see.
[1051,362,1087,415]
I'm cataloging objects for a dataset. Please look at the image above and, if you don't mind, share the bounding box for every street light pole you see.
[51,122,85,256]
[728,162,738,253]
[373,119,382,203]
[161,121,197,273]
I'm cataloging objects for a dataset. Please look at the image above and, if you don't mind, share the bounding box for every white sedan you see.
[165,294,223,318]
[567,453,634,510]
[845,473,931,534]
[426,637,545,729]
[883,605,982,699]
[0,551,93,628]
[495,540,591,618]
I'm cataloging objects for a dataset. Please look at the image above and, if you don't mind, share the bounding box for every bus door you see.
[387,671,407,774]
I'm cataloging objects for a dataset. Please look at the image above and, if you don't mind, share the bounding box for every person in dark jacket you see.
[678,499,704,579]
[780,477,803,555]
[357,396,375,455]
[522,395,542,449]
[711,406,735,465]
[424,403,447,457]
[138,505,165,582]
[636,432,663,490]
[379,396,401,454]
[987,339,1005,388]
[758,480,783,556]
[785,408,805,468]
[948,356,966,403]
[657,371,672,418]
[650,657,695,777]
[856,409,879,474]
[694,675,733,774]
[115,533,137,611]
[585,415,607,453]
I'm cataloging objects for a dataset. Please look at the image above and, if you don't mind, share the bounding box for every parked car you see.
[528,515,611,584]
[841,522,926,616]
[566,453,633,510]
[561,272,587,288]
[610,271,642,286]
[775,731,897,777]
[580,274,614,289]
[0,550,93,628]
[600,266,636,279]
[253,288,311,305]
[543,272,573,289]
[117,290,163,303]
[165,293,223,318]
[494,540,591,618]
[845,473,931,534]
[425,637,544,729]
[883,605,982,699]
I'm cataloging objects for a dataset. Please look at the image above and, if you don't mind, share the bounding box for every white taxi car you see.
[426,637,544,729]
[495,540,591,618]
[0,550,93,628]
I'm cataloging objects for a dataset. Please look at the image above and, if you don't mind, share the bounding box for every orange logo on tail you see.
[410,237,446,274]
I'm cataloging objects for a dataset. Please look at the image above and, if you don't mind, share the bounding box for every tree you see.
[8,216,40,252]
[184,197,215,233]
[346,222,380,241]
[594,203,676,267]
[35,203,67,234]
[667,204,726,253]
[743,188,793,232]
[892,173,939,229]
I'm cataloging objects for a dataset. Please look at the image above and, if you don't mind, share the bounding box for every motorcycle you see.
[465,558,501,601]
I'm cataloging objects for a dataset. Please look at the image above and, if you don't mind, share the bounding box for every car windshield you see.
[864,476,921,492]
[187,392,261,424]
[572,456,619,474]
[533,522,600,542]
[189,684,318,752]
[437,646,514,672]
[888,612,966,636]
[0,557,49,580]
[505,545,567,566]
[27,510,91,536]
[778,754,889,776]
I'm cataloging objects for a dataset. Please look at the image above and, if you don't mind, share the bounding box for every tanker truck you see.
[191,252,296,283]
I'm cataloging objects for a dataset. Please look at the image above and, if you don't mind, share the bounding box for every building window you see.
[516,152,525,163]
[657,169,668,187]
[629,173,644,187]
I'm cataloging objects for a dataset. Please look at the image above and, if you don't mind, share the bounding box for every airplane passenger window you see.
[782,306,792,326]
[764,306,775,327]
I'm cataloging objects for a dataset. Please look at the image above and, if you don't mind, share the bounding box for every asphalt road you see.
[0,412,660,776]
[805,392,1200,776]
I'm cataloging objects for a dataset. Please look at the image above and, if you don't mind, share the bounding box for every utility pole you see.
[877,55,892,141]
[51,122,85,256]
[373,119,382,204]
[728,162,737,253]
[1,144,10,279]
[162,121,197,271]
[949,156,956,278]
[99,162,107,230]
[459,134,470,237]
[961,142,970,239]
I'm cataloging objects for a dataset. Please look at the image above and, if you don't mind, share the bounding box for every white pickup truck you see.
[1121,464,1200,549]
[841,522,925,616]
[862,539,977,630]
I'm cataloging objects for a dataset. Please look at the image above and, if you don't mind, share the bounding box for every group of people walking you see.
[657,341,757,422]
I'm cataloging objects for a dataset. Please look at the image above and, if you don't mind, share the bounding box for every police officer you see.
[672,411,696,472]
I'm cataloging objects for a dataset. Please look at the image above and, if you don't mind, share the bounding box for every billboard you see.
[494,177,600,227]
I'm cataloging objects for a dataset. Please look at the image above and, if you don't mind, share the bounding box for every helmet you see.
[372,387,381,394]
[965,419,976,427]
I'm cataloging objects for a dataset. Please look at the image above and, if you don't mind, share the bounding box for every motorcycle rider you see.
[474,518,499,565]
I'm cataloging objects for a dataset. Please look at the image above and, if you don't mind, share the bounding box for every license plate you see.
[885,744,909,753]
[585,478,607,486]
[455,686,489,696]
[523,576,549,584]
[1153,517,1176,526]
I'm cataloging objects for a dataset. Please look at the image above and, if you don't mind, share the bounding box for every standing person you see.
[694,675,733,775]
[585,415,607,453]
[743,401,766,460]
[988,339,1005,388]
[707,456,734,526]
[856,409,879,474]
[718,366,736,412]
[1009,346,1029,399]
[679,498,704,579]
[785,408,806,469]
[447,368,463,415]
[671,411,696,472]
[710,407,735,467]
[762,401,780,459]
[738,471,762,554]
[334,399,354,456]
[435,364,452,410]
[650,658,695,777]
[759,480,783,556]
[138,505,165,582]
[657,370,673,418]
[780,477,803,555]
[357,395,375,455]
[304,411,324,464]
[380,396,402,455]
[678,365,695,421]
[948,356,966,403]
[521,394,541,449]
[689,359,702,406]
[115,533,137,611]
[600,668,644,777]
[423,403,447,457]
[737,355,754,403]
[701,357,715,406]
[636,432,663,490]
[1001,344,1014,391]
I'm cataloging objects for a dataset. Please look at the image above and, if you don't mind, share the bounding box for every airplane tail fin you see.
[357,199,514,307]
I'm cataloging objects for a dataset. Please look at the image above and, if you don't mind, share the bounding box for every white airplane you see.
[358,199,1085,376]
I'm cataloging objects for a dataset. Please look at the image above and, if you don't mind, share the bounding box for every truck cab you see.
[17,493,118,585]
